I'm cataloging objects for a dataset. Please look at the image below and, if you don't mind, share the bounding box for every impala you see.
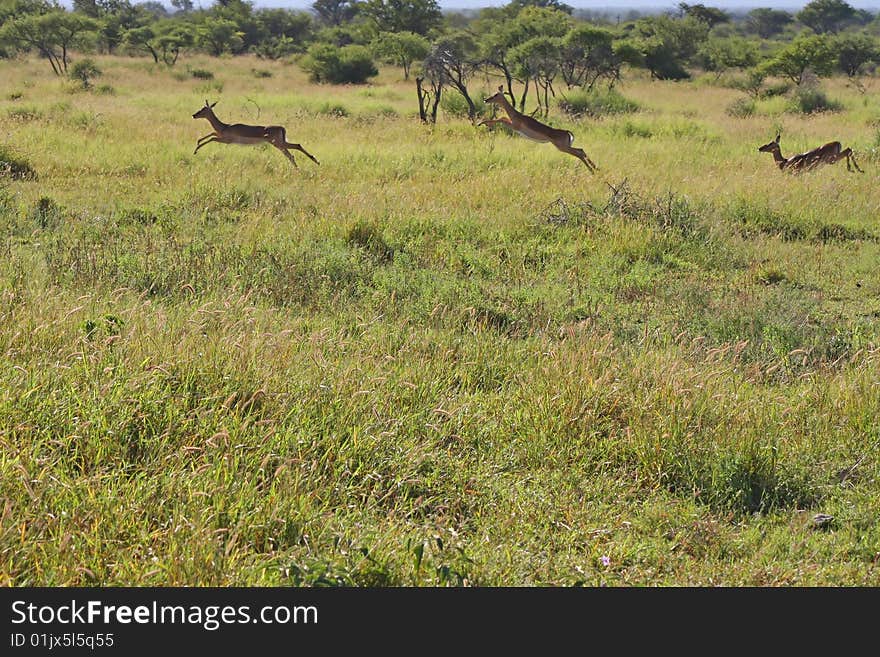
[479,87,598,172]
[191,100,319,167]
[758,134,862,173]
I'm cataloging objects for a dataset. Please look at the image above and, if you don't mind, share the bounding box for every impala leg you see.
[286,142,319,165]
[274,144,298,168]
[843,148,863,173]
[479,118,512,128]
[560,146,598,172]
[197,133,215,144]
[194,137,218,155]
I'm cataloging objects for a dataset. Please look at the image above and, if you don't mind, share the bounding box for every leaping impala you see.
[192,100,319,167]
[479,86,598,172]
[758,134,862,173]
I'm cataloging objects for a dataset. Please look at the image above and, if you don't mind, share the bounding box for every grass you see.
[0,55,879,586]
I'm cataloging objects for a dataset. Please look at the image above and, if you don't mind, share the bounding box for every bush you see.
[300,44,378,84]
[726,97,756,118]
[789,86,843,114]
[558,88,639,118]
[0,144,36,180]
[69,59,102,89]
[189,68,214,80]
[440,92,486,119]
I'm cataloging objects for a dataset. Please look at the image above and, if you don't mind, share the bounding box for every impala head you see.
[483,85,507,105]
[192,100,218,120]
[758,134,781,153]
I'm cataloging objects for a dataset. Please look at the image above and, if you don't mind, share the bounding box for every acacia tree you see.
[423,33,480,122]
[797,0,856,34]
[311,0,357,26]
[124,20,193,65]
[745,8,792,38]
[762,33,836,84]
[835,33,879,78]
[511,36,560,117]
[559,24,619,90]
[0,10,97,75]
[371,30,429,79]
[360,0,441,36]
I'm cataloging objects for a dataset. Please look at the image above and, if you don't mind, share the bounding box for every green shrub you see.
[300,44,378,84]
[558,88,639,118]
[440,92,485,118]
[788,86,843,114]
[69,59,102,89]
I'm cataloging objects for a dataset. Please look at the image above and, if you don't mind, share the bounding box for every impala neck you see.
[202,108,227,132]
[495,92,518,117]
[768,145,787,169]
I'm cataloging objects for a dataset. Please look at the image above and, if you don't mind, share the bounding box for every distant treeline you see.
[2,0,879,120]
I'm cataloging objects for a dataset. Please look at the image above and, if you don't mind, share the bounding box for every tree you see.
[360,0,441,36]
[505,0,572,15]
[697,37,757,77]
[678,3,729,29]
[124,20,192,65]
[423,32,480,122]
[745,8,792,38]
[196,17,244,56]
[510,36,560,117]
[311,0,357,26]
[624,15,709,80]
[371,31,429,80]
[835,33,879,77]
[762,34,836,84]
[797,0,856,34]
[0,11,97,74]
[558,24,619,90]
[170,0,193,13]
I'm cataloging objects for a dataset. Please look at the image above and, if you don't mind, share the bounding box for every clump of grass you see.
[7,106,41,122]
[7,91,23,100]
[28,196,63,229]
[0,144,36,180]
[251,68,273,78]
[316,101,349,117]
[347,220,394,263]
[725,97,755,118]
[615,120,653,139]
[195,80,223,95]
[558,88,639,118]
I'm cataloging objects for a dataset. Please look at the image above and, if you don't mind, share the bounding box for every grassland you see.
[1,54,879,585]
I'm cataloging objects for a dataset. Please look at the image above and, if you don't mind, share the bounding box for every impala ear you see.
[775,134,780,143]
[210,101,217,108]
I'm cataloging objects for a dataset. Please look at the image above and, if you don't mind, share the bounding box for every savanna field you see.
[2,53,880,586]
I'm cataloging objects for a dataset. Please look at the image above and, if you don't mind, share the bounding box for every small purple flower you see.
[600,555,611,567]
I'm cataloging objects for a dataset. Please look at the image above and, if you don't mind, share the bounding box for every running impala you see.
[479,87,598,172]
[192,100,319,167]
[758,134,862,173]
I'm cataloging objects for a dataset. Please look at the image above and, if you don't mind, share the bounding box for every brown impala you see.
[479,86,598,172]
[758,134,862,173]
[192,100,319,167]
